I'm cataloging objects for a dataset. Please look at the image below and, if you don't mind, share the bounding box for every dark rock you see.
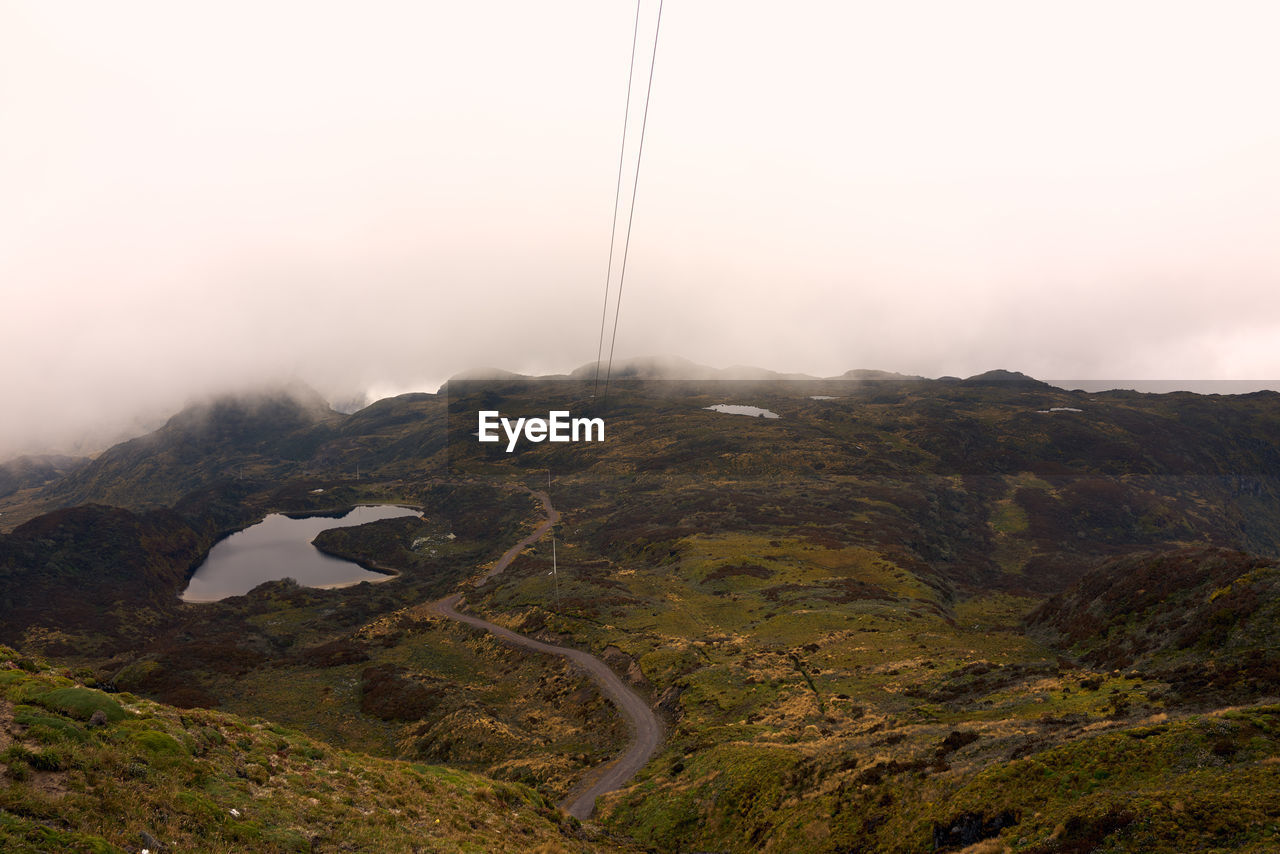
[138,829,169,852]
[655,684,683,722]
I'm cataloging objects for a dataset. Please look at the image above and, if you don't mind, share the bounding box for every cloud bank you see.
[3,1,1278,455]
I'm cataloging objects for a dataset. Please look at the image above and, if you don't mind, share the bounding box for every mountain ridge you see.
[2,368,1279,852]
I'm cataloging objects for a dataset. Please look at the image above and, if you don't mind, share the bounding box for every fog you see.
[3,1,1279,456]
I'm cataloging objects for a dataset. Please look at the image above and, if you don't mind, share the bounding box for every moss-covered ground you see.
[0,647,640,853]
[4,378,1280,851]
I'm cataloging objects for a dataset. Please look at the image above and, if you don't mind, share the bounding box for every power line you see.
[600,0,663,405]
[593,0,643,398]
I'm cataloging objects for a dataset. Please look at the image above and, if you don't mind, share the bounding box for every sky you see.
[3,1,1279,455]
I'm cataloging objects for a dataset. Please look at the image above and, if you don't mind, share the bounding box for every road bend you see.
[427,488,663,820]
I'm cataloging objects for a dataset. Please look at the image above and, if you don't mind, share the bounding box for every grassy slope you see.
[481,513,1280,852]
[78,483,630,801]
[0,646,637,853]
[1028,548,1280,703]
[433,382,1280,852]
[3,378,1280,852]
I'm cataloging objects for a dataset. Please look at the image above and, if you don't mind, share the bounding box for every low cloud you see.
[3,1,1278,457]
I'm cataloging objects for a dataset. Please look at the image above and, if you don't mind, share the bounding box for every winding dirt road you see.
[426,488,663,820]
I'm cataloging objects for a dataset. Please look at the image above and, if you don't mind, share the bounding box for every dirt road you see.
[427,488,663,820]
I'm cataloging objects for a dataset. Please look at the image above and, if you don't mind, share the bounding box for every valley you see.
[1,368,1278,852]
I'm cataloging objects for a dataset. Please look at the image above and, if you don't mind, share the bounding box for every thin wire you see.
[602,0,663,404]
[593,0,643,397]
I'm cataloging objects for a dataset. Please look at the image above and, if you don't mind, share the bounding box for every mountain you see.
[837,368,927,382]
[445,365,537,384]
[1027,548,1280,703]
[962,369,1053,389]
[0,647,632,853]
[2,367,1279,852]
[43,384,341,510]
[567,356,916,383]
[0,480,266,655]
[0,453,87,499]
[567,355,724,381]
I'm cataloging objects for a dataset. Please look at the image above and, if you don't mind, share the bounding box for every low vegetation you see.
[0,646,635,853]
[1,375,1278,850]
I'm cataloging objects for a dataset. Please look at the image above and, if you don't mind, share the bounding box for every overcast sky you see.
[3,1,1279,455]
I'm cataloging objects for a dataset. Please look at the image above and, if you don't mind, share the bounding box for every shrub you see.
[133,730,187,757]
[32,687,126,723]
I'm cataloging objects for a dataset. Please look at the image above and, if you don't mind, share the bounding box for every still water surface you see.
[181,505,419,602]
[704,404,781,418]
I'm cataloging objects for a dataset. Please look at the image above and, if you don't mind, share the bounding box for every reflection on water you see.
[704,404,781,419]
[181,505,419,602]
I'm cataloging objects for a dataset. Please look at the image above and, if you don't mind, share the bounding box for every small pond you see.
[181,505,420,602]
[704,404,780,419]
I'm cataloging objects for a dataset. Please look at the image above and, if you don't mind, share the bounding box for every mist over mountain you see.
[5,3,1279,477]
[4,3,1279,847]
[2,357,903,460]
[2,361,1279,851]
[39,384,341,510]
[0,454,88,500]
[6,357,1279,466]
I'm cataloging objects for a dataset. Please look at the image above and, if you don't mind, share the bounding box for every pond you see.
[704,404,781,419]
[181,505,420,602]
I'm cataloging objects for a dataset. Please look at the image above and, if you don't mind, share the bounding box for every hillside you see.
[1027,548,1280,704]
[0,455,87,501]
[1,369,1278,851]
[0,646,633,853]
[0,504,208,655]
[44,385,342,511]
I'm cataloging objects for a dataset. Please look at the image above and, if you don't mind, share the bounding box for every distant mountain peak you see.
[567,356,909,382]
[163,382,334,433]
[445,366,532,383]
[568,355,715,380]
[836,368,926,382]
[961,369,1050,388]
[441,357,1047,386]
[0,454,89,500]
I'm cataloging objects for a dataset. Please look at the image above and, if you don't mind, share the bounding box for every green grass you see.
[471,500,1280,853]
[31,687,127,723]
[9,380,1280,852]
[0,648,636,853]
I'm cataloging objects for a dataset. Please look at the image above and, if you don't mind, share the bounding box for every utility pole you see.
[552,534,559,611]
